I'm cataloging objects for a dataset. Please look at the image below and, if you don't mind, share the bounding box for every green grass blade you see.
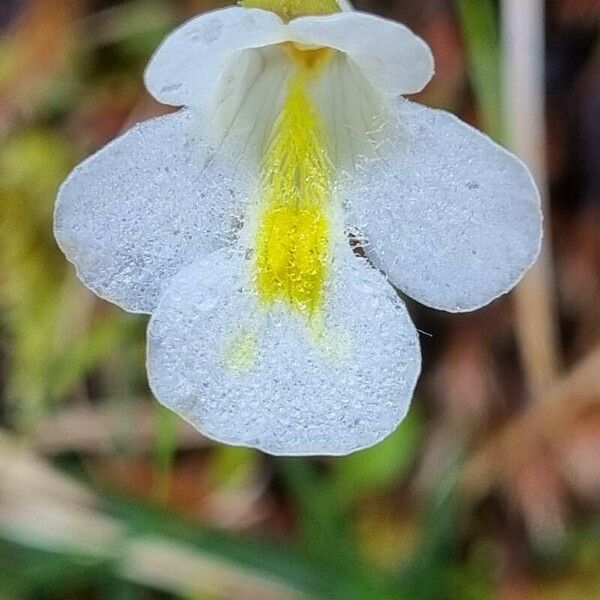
[152,404,180,502]
[456,0,504,141]
[0,542,114,597]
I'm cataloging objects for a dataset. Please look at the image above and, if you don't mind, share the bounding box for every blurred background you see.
[1,0,599,598]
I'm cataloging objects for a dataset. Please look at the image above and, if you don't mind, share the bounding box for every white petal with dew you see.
[145,7,287,111]
[345,99,543,312]
[309,51,387,172]
[289,12,434,96]
[213,46,389,174]
[147,245,421,456]
[211,45,292,169]
[54,109,246,314]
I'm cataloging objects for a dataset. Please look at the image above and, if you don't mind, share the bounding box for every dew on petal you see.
[147,247,421,456]
[54,110,245,313]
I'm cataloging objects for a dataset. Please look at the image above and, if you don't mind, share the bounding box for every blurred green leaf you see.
[275,458,394,600]
[207,445,258,488]
[0,128,148,428]
[152,404,180,502]
[0,541,114,597]
[107,493,391,600]
[394,461,492,600]
[276,458,352,557]
[455,0,503,141]
[98,578,144,600]
[91,0,176,53]
[331,408,422,504]
[0,129,73,203]
[0,131,72,425]
[49,315,142,402]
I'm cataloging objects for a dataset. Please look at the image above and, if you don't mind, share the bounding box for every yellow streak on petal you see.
[254,71,332,318]
[225,329,258,373]
[256,205,329,316]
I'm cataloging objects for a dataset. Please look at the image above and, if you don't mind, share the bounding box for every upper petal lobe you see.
[289,12,434,96]
[145,7,287,110]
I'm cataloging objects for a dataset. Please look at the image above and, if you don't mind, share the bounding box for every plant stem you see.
[501,0,562,395]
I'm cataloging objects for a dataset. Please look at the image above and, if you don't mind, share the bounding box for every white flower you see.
[54,0,542,456]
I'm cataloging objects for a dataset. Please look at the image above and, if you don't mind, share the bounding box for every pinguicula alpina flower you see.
[54,0,542,455]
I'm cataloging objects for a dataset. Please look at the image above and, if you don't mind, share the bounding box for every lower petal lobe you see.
[147,245,421,456]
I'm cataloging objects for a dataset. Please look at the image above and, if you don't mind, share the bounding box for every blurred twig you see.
[458,0,562,396]
[0,430,306,600]
[461,343,600,499]
[28,401,209,455]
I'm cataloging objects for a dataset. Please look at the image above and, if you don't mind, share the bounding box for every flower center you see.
[254,70,332,318]
[284,43,332,73]
[240,0,341,21]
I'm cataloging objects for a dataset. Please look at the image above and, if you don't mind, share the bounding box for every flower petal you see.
[54,109,244,314]
[210,45,291,167]
[310,51,386,171]
[147,245,421,456]
[145,7,287,110]
[345,99,543,312]
[289,12,434,96]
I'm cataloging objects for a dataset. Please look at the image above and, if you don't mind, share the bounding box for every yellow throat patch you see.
[254,61,333,318]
